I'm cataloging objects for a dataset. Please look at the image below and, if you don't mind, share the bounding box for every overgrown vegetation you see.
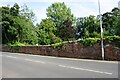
[1,3,120,48]
[51,36,120,49]
[79,38,100,46]
[51,42,64,49]
[104,36,120,47]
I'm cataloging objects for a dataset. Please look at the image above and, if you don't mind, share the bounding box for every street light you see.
[98,0,104,60]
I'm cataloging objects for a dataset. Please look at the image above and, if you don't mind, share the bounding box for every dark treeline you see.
[0,2,120,45]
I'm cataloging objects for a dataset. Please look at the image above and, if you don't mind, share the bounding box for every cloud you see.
[0,3,7,7]
[33,8,47,23]
[100,0,119,13]
[66,2,98,17]
[1,0,119,24]
[28,0,120,23]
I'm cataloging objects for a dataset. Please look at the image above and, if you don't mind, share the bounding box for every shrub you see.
[104,36,120,47]
[79,38,100,46]
[51,42,64,49]
[49,33,62,44]
[7,42,26,51]
[8,42,26,47]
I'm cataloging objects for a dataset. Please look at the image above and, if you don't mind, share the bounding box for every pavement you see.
[1,52,119,78]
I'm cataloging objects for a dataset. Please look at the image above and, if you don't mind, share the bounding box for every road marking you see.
[3,52,118,64]
[24,59,45,64]
[29,55,118,64]
[58,65,113,75]
[10,52,118,64]
[3,53,46,64]
[4,52,26,56]
[6,56,17,59]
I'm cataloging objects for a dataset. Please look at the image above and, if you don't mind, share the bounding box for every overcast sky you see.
[0,0,120,24]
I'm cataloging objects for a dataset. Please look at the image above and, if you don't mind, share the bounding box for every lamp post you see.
[98,0,104,60]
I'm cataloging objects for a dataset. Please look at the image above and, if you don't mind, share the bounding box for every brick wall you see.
[2,42,120,61]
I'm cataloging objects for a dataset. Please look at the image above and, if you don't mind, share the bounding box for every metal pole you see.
[98,0,104,60]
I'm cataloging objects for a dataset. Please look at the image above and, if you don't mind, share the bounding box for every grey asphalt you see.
[2,52,118,78]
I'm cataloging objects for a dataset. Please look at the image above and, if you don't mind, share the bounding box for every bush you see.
[104,36,120,42]
[37,30,51,45]
[52,36,62,44]
[8,42,26,46]
[7,42,26,51]
[79,38,100,46]
[104,36,120,47]
[49,33,62,44]
[90,32,100,38]
[51,42,64,49]
[52,38,101,48]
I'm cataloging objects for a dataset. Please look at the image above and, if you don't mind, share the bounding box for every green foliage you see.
[77,36,120,47]
[76,15,100,39]
[1,5,20,44]
[115,17,120,36]
[10,3,20,16]
[102,7,120,36]
[76,8,120,39]
[49,33,62,44]
[36,28,62,45]
[46,2,75,39]
[46,2,75,23]
[20,4,37,23]
[90,32,100,38]
[37,18,62,45]
[51,42,64,49]
[104,36,120,41]
[1,3,120,48]
[10,16,37,44]
[40,18,57,33]
[8,42,26,46]
[7,42,25,51]
[37,29,51,45]
[104,36,120,47]
[1,4,37,45]
[79,38,100,46]
[60,19,76,41]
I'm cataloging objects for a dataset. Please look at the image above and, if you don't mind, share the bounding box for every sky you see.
[0,0,120,24]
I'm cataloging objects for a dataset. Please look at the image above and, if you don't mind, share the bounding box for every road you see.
[0,52,2,79]
[2,52,118,78]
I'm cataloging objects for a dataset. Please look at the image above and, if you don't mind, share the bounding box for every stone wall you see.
[2,42,120,61]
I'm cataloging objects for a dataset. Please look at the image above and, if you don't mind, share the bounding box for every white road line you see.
[5,52,118,64]
[4,52,26,56]
[6,56,17,59]
[5,55,46,64]
[24,59,45,64]
[58,65,113,75]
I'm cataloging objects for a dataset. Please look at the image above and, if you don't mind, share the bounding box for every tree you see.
[12,16,37,44]
[76,15,100,39]
[1,3,37,44]
[102,12,115,36]
[10,3,20,16]
[76,17,86,39]
[20,4,37,23]
[40,18,57,34]
[102,7,120,36]
[1,6,16,44]
[46,2,75,39]
[60,19,75,41]
[36,29,51,45]
[115,18,120,36]
[37,18,62,44]
[112,8,120,36]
